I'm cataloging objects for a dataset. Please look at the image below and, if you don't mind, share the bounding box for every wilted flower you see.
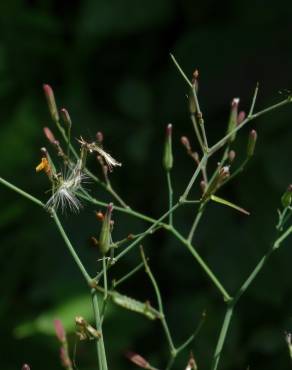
[78,136,121,172]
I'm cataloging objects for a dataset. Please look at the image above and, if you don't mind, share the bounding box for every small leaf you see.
[210,195,250,215]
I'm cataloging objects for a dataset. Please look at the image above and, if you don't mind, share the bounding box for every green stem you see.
[166,171,173,226]
[51,210,92,285]
[92,290,108,370]
[176,311,206,354]
[115,203,181,261]
[187,202,206,243]
[248,82,259,117]
[210,97,292,155]
[113,262,145,288]
[211,304,234,370]
[169,226,232,302]
[181,154,208,200]
[140,247,176,357]
[0,177,45,208]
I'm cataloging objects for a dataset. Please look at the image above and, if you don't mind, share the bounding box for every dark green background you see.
[1,1,292,369]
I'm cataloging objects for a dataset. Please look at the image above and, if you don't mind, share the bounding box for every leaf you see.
[14,295,95,338]
[210,195,250,215]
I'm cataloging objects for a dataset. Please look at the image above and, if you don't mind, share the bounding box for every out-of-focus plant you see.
[2,56,292,370]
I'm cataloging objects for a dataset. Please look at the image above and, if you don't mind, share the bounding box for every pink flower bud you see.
[181,136,191,152]
[43,84,59,122]
[237,110,246,124]
[22,365,31,370]
[43,127,56,144]
[54,319,66,343]
[125,351,149,368]
[60,108,72,127]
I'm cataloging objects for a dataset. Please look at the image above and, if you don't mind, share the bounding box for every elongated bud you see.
[60,108,72,128]
[228,150,236,162]
[281,184,292,208]
[227,98,239,142]
[247,129,257,157]
[163,124,173,171]
[43,127,56,144]
[54,319,66,343]
[22,365,30,370]
[99,203,113,255]
[125,351,150,369]
[237,110,246,124]
[43,84,59,122]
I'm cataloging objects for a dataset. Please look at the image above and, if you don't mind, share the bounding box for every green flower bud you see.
[99,203,113,255]
[227,98,239,142]
[247,129,257,157]
[163,124,173,171]
[281,185,292,208]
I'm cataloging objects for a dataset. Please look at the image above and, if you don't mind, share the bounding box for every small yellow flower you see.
[36,157,50,174]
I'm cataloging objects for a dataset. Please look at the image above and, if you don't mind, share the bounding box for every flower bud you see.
[99,203,113,255]
[228,150,236,163]
[60,108,72,128]
[237,110,246,124]
[163,124,173,171]
[43,127,56,144]
[181,136,192,152]
[227,98,239,142]
[125,351,150,369]
[43,84,59,122]
[54,319,66,343]
[247,129,257,157]
[22,365,30,370]
[281,185,292,208]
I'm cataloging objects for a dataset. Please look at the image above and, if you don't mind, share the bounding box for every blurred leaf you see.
[14,294,107,337]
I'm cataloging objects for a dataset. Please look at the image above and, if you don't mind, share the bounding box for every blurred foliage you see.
[1,0,292,369]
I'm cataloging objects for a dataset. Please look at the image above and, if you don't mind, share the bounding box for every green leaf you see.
[210,195,250,215]
[14,295,96,338]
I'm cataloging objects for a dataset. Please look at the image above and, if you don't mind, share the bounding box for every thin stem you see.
[102,257,108,300]
[210,304,234,370]
[176,311,206,354]
[51,210,92,285]
[78,189,158,225]
[190,114,205,152]
[92,290,108,370]
[113,261,145,288]
[210,97,292,155]
[115,203,181,261]
[191,86,208,151]
[170,53,193,88]
[169,226,232,302]
[140,247,176,357]
[248,82,259,117]
[181,154,208,200]
[166,171,173,226]
[235,224,292,303]
[0,177,45,208]
[187,202,206,243]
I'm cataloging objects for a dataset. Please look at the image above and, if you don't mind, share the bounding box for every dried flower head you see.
[78,136,121,172]
[45,161,86,213]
